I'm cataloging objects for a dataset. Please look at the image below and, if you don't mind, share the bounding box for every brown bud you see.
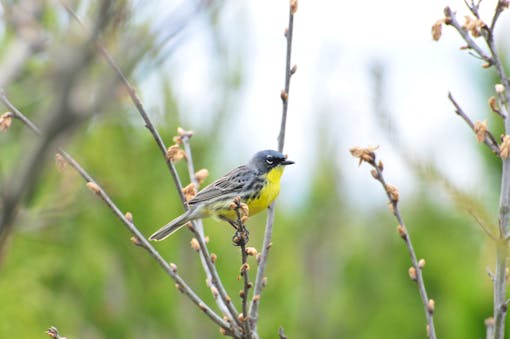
[349,145,379,165]
[190,238,200,252]
[240,263,250,273]
[485,317,495,326]
[169,262,178,272]
[172,135,182,144]
[495,84,505,94]
[166,144,186,162]
[239,290,245,298]
[377,160,384,171]
[256,253,262,264]
[253,294,261,302]
[431,19,444,41]
[427,299,435,314]
[482,62,491,69]
[130,236,142,246]
[408,267,417,281]
[182,183,197,202]
[211,253,217,263]
[500,135,510,159]
[125,211,133,222]
[397,224,407,239]
[198,302,207,311]
[210,286,219,298]
[86,182,101,194]
[386,184,399,202]
[370,169,379,179]
[489,97,500,115]
[195,168,209,185]
[280,89,288,101]
[238,313,245,322]
[262,276,268,287]
[177,126,186,136]
[0,112,12,132]
[290,0,298,14]
[240,203,250,217]
[219,327,228,336]
[290,64,298,75]
[474,120,488,143]
[241,215,249,223]
[245,247,258,256]
[418,258,426,269]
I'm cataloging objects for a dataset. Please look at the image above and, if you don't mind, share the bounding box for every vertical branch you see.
[438,3,510,337]
[230,197,252,336]
[277,0,297,152]
[249,1,298,331]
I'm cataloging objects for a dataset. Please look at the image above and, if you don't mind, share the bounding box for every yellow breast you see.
[246,165,285,215]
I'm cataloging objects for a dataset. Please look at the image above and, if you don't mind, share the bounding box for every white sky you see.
[141,0,510,208]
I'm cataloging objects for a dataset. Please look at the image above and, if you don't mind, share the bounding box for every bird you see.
[149,149,294,241]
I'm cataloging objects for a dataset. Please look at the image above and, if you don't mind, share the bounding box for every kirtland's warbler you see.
[149,150,294,241]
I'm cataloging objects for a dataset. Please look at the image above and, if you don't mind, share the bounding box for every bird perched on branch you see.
[149,150,294,241]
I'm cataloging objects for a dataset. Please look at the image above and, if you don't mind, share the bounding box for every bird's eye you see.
[265,156,274,165]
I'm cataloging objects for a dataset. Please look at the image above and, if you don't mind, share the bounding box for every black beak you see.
[281,159,295,166]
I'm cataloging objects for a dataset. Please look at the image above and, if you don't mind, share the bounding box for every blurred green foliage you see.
[0,1,507,339]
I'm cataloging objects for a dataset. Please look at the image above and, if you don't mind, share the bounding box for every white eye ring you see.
[265,157,274,165]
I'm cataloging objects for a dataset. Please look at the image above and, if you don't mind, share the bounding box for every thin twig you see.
[1,97,234,334]
[0,89,41,135]
[63,154,234,333]
[249,1,297,331]
[350,148,437,339]
[442,3,510,337]
[447,92,500,154]
[59,0,187,205]
[231,197,251,336]
[443,7,493,64]
[180,133,242,327]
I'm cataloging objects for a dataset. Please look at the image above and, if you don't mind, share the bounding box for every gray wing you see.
[188,165,255,207]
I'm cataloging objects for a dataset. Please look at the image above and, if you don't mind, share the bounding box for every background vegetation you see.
[0,1,509,338]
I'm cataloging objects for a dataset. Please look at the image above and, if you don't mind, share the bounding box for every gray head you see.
[249,150,295,173]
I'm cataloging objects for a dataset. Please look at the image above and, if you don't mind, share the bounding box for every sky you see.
[140,0,510,208]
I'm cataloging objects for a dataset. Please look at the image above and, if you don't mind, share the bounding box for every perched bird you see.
[149,150,294,241]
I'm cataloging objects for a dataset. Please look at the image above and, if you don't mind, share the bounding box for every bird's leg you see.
[230,197,250,246]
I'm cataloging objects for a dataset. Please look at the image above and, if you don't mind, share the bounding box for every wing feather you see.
[188,165,255,206]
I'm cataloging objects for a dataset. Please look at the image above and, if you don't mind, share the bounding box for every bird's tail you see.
[149,209,195,241]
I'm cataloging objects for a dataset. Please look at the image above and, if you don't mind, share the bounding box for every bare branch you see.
[443,7,493,64]
[59,0,187,205]
[350,148,437,339]
[447,92,500,154]
[1,96,235,333]
[249,1,297,331]
[179,131,242,328]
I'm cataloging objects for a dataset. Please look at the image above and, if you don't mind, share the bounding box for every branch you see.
[443,7,493,65]
[231,197,252,335]
[249,0,297,331]
[447,92,500,154]
[350,147,437,339]
[179,131,242,328]
[441,2,510,337]
[59,0,187,205]
[1,96,236,335]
